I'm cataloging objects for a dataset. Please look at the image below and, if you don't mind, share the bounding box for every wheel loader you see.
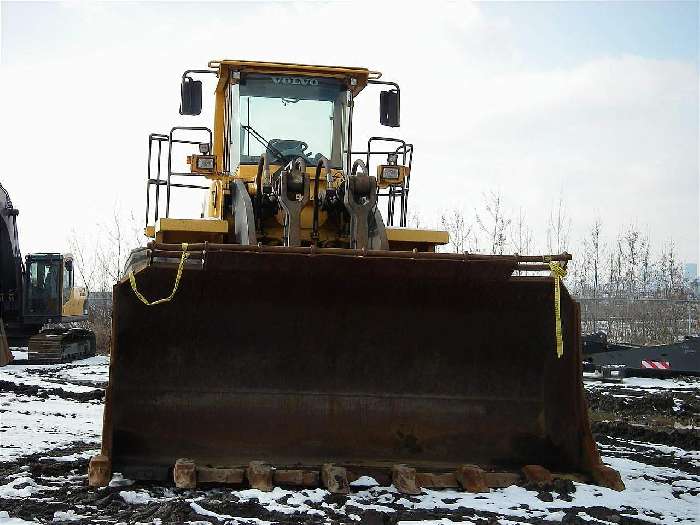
[89,60,623,493]
[0,182,96,364]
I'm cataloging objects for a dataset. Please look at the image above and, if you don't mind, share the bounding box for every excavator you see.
[0,182,95,364]
[89,60,623,494]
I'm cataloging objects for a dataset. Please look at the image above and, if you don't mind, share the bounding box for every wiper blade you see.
[242,125,286,164]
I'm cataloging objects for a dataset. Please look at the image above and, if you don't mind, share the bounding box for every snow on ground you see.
[0,511,40,525]
[0,358,698,524]
[585,377,700,393]
[9,349,27,361]
[0,357,105,461]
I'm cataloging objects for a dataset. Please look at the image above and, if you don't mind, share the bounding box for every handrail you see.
[145,127,213,229]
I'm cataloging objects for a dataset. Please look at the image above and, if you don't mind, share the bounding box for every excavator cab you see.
[24,254,62,321]
[23,254,87,324]
[22,253,93,363]
[0,182,95,363]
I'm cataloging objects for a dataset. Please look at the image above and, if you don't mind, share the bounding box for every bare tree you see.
[510,207,533,255]
[588,219,602,330]
[440,208,473,253]
[476,191,511,255]
[406,209,424,230]
[68,206,146,353]
[546,196,571,254]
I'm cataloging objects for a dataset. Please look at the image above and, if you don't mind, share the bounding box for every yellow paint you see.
[62,286,87,317]
[211,60,371,96]
[163,58,451,250]
[386,228,449,245]
[548,261,567,358]
[206,180,224,219]
[376,165,409,188]
[155,218,228,244]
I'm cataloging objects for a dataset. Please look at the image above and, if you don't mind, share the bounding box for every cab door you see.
[23,254,63,324]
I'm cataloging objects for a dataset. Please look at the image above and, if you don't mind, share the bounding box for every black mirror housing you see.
[180,77,202,116]
[380,89,400,127]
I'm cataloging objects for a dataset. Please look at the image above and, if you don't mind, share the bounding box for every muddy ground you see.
[0,359,698,524]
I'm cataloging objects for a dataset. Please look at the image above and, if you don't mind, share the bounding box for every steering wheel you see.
[269,139,312,160]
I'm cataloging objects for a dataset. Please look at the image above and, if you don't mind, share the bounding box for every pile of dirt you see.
[592,421,700,451]
[0,379,104,402]
[586,388,698,425]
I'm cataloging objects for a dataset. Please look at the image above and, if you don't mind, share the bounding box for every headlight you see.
[196,156,215,170]
[382,166,400,180]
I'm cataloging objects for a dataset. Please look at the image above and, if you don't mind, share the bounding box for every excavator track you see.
[28,328,96,364]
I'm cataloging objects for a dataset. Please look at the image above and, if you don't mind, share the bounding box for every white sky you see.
[1,1,698,265]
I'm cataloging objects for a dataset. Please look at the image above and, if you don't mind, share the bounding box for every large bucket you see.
[94,244,620,490]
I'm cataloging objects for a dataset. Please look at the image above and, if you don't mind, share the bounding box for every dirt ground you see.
[0,358,698,525]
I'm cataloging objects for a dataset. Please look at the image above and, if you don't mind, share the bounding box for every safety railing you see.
[351,137,413,227]
[145,127,213,228]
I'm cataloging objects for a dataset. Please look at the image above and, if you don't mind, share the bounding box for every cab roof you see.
[208,59,379,96]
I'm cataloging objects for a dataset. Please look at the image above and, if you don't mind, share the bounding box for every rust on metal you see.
[273,469,319,487]
[456,465,489,493]
[197,466,245,484]
[247,461,273,492]
[590,464,625,491]
[88,454,111,488]
[321,464,349,494]
[415,472,460,489]
[521,464,554,487]
[484,472,521,489]
[173,458,197,489]
[98,246,617,489]
[392,465,421,495]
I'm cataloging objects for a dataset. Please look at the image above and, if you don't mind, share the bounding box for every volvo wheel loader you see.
[89,60,623,493]
[0,182,96,364]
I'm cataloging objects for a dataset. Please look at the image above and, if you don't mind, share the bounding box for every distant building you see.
[685,263,698,297]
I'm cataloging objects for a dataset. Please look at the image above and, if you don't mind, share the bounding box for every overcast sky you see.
[1,1,698,265]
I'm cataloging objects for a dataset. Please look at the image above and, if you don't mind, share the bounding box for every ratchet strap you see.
[129,243,189,306]
[548,260,567,358]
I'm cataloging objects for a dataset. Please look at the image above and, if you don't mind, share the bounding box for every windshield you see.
[236,74,347,168]
[26,258,61,316]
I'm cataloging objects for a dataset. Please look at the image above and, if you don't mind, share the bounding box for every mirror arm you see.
[181,69,218,82]
[367,79,400,92]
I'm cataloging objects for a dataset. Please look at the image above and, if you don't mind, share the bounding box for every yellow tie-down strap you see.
[129,243,189,306]
[548,261,567,358]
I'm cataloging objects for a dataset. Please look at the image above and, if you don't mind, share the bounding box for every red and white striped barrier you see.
[641,359,670,370]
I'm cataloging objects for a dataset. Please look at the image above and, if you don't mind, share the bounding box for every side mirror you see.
[180,77,202,116]
[380,89,400,127]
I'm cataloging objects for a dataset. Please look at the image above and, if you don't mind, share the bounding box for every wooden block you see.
[521,464,553,487]
[415,472,459,489]
[196,466,244,484]
[392,465,421,495]
[590,464,625,491]
[247,461,273,491]
[456,464,489,493]
[321,464,349,494]
[274,469,319,487]
[174,458,197,489]
[88,454,111,487]
[0,319,12,367]
[483,471,520,488]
